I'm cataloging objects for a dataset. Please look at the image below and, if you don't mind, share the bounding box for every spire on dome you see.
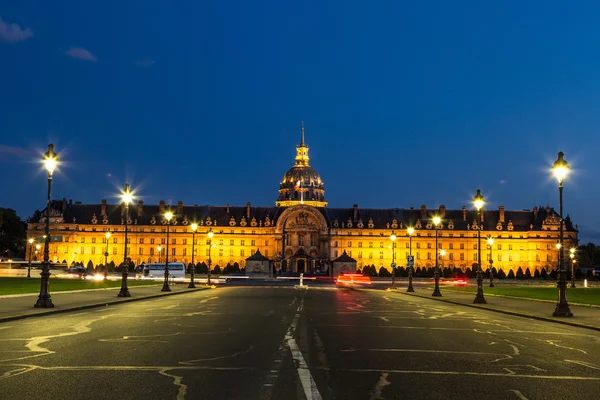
[301,121,305,146]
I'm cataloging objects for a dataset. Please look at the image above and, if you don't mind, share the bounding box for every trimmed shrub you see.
[378,267,392,277]
[507,269,515,279]
[497,269,506,279]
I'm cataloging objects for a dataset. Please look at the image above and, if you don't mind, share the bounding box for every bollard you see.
[584,278,588,288]
[300,273,304,287]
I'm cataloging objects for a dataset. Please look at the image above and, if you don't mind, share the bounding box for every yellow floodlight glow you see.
[473,189,484,211]
[191,223,198,232]
[552,152,569,183]
[165,211,174,221]
[407,227,415,236]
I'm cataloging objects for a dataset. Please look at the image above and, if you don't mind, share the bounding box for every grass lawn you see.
[449,285,600,306]
[0,277,159,296]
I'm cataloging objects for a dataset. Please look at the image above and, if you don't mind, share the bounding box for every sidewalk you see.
[398,287,600,332]
[0,283,210,323]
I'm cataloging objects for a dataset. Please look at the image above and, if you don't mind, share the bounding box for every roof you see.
[333,251,356,263]
[246,249,270,261]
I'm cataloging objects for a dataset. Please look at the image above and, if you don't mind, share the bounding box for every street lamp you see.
[162,211,174,292]
[118,184,132,297]
[440,249,446,274]
[432,216,442,297]
[473,189,487,304]
[552,152,573,316]
[157,245,162,263]
[390,230,397,289]
[188,223,198,288]
[487,236,495,287]
[570,248,576,288]
[27,238,34,279]
[35,144,58,308]
[104,231,111,280]
[207,227,214,286]
[407,227,415,292]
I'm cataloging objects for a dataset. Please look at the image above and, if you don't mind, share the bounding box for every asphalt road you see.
[1,287,599,400]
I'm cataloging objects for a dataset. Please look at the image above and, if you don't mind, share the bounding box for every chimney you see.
[439,205,446,219]
[62,197,67,211]
[499,206,505,223]
[420,205,427,219]
[177,201,183,215]
[462,206,467,221]
[138,200,144,215]
[246,202,251,218]
[101,199,107,216]
[353,204,358,221]
[533,206,538,219]
[226,202,230,214]
[159,200,165,214]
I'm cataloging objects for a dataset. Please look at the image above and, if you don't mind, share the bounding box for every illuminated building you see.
[25,126,578,275]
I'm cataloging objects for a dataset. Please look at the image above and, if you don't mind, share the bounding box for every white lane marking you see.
[368,372,390,400]
[544,340,587,354]
[379,317,389,322]
[509,389,530,400]
[285,298,323,400]
[316,367,600,380]
[564,360,600,370]
[340,348,509,356]
[179,346,253,365]
[159,368,187,400]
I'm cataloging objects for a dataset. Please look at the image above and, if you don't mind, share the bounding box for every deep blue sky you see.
[1,1,599,242]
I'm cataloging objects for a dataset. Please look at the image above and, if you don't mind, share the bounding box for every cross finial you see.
[301,121,305,146]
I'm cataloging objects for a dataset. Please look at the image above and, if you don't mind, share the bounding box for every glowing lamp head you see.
[165,211,174,222]
[407,227,415,236]
[440,249,446,257]
[29,238,34,244]
[570,253,575,259]
[473,189,484,211]
[570,248,576,254]
[208,227,214,239]
[191,223,198,232]
[43,144,59,175]
[556,242,562,250]
[157,245,162,252]
[433,216,441,226]
[552,151,569,183]
[122,183,133,204]
[105,231,111,239]
[487,237,494,246]
[36,244,41,250]
[390,231,396,241]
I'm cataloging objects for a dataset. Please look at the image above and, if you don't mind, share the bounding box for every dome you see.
[276,124,327,207]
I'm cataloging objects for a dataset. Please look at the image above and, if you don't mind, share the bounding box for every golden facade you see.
[26,127,578,274]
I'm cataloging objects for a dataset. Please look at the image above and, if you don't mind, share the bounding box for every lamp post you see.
[487,236,495,287]
[407,227,415,292]
[555,242,561,273]
[118,184,132,297]
[104,231,111,280]
[570,248,576,288]
[473,189,486,304]
[552,151,573,316]
[157,245,162,263]
[440,249,446,273]
[390,230,397,289]
[207,227,214,286]
[188,223,198,288]
[432,216,442,297]
[35,144,58,308]
[162,211,174,292]
[27,238,34,279]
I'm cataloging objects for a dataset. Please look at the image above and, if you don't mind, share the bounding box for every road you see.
[1,286,599,400]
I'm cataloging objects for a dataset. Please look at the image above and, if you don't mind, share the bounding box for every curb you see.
[399,291,600,333]
[442,289,600,309]
[0,286,212,324]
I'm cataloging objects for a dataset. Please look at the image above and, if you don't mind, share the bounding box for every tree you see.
[212,265,221,275]
[86,260,94,273]
[378,267,391,277]
[0,208,26,259]
[507,270,516,279]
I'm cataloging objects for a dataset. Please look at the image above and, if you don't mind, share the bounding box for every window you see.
[460,253,464,260]
[474,253,478,261]
[358,251,363,258]
[497,244,502,250]
[358,242,362,248]
[102,237,107,244]
[310,235,317,246]
[92,238,96,244]
[138,248,143,255]
[473,244,478,250]
[380,242,384,248]
[151,238,155,244]
[183,239,187,245]
[251,240,256,246]
[449,253,454,261]
[230,239,234,246]
[171,238,176,245]
[334,250,338,258]
[536,254,540,262]
[546,244,551,250]
[265,240,269,246]
[240,249,245,257]
[460,244,464,250]
[171,248,176,256]
[113,247,117,255]
[265,250,269,256]
[369,242,373,248]
[91,247,96,255]
[229,249,234,256]
[416,252,420,260]
[139,238,144,244]
[241,240,245,246]
[150,248,154,256]
[379,251,383,259]
[449,243,453,250]
[183,248,187,256]
[80,246,85,255]
[427,252,431,260]
[220,239,224,246]
[416,243,421,249]
[335,241,339,247]
[508,244,512,250]
[498,254,502,262]
[405,243,409,248]
[536,244,540,250]
[547,254,552,262]
[219,249,223,257]
[508,254,512,261]
[368,252,373,259]
[81,238,85,243]
[348,241,352,247]
[162,238,166,244]
[427,243,432,249]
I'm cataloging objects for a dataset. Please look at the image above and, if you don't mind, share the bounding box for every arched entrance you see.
[297,259,306,273]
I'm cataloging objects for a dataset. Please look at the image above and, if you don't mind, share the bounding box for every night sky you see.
[1,1,599,243]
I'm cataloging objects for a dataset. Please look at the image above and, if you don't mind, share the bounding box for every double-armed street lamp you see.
[473,189,487,304]
[570,248,576,288]
[487,236,495,287]
[407,227,415,292]
[432,216,442,297]
[207,227,214,286]
[118,184,132,297]
[35,144,59,308]
[390,230,397,289]
[162,211,174,292]
[188,223,198,288]
[104,231,111,280]
[27,238,34,279]
[552,152,573,316]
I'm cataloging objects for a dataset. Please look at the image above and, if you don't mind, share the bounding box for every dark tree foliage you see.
[507,269,516,279]
[378,267,391,277]
[86,260,94,272]
[0,208,26,259]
